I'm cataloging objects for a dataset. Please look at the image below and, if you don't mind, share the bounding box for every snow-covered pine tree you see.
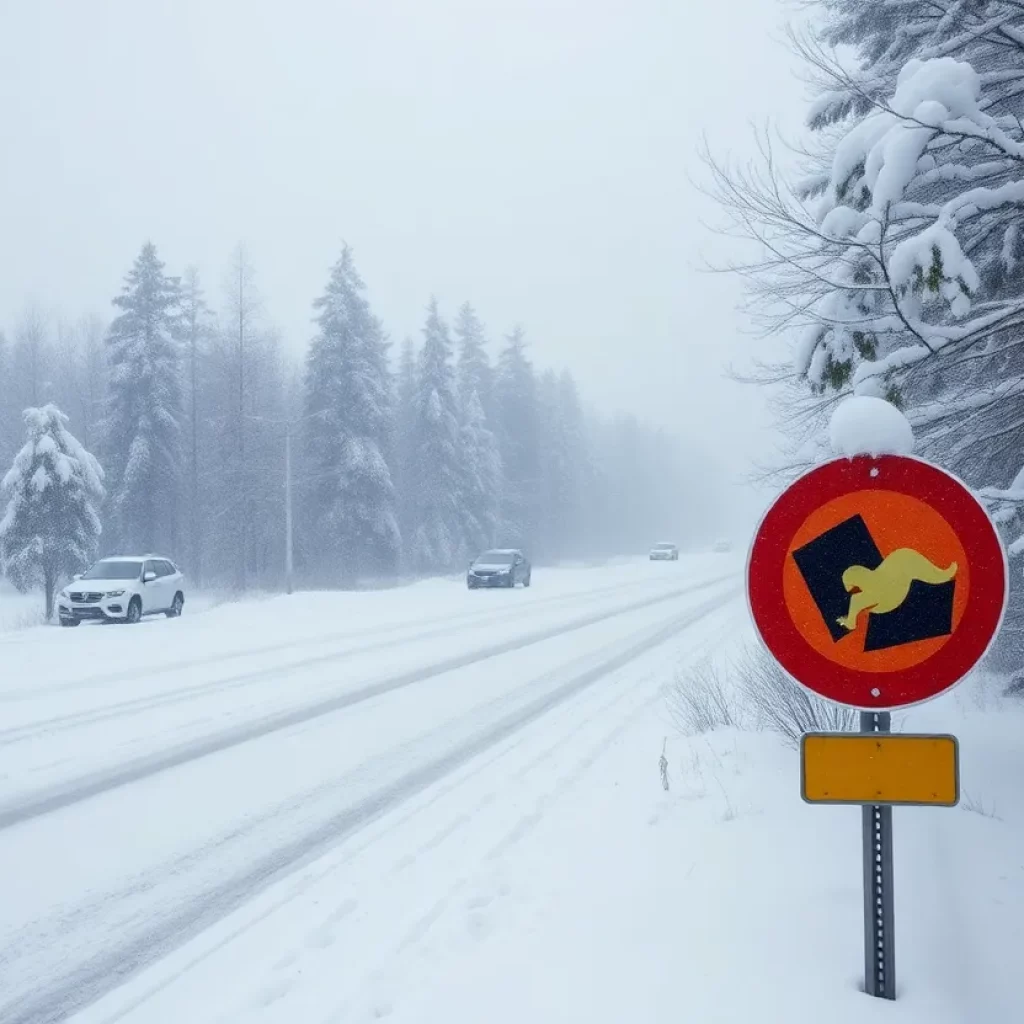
[764,3,1024,498]
[809,1,1024,128]
[709,4,1024,470]
[179,266,212,586]
[11,306,52,412]
[76,316,106,453]
[455,303,494,422]
[201,251,287,589]
[537,370,590,560]
[49,315,106,457]
[495,326,541,549]
[556,372,593,551]
[0,331,14,468]
[394,337,419,562]
[0,405,104,618]
[104,242,183,555]
[408,299,466,573]
[459,388,502,555]
[304,245,399,580]
[219,244,262,589]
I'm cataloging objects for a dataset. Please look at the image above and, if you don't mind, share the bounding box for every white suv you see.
[57,556,185,627]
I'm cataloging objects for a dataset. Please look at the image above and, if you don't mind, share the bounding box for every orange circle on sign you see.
[782,489,969,674]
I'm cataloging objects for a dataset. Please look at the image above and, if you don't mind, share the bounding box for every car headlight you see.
[105,590,125,598]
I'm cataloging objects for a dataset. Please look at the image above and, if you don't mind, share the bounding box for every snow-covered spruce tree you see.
[707,6,1024,473]
[537,370,590,560]
[104,242,183,555]
[10,306,52,413]
[210,244,268,589]
[458,388,502,555]
[394,337,419,566]
[455,303,494,423]
[201,251,287,590]
[800,7,1024,499]
[180,266,213,587]
[808,1,1024,129]
[407,299,467,573]
[0,405,104,619]
[303,246,399,581]
[70,315,106,454]
[494,326,541,549]
[0,331,14,468]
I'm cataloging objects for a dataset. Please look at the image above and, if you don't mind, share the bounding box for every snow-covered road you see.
[0,556,742,1024]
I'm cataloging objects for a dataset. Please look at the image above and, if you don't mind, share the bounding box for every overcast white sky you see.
[0,0,805,533]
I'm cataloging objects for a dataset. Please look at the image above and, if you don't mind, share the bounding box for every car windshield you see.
[81,560,142,581]
[475,551,515,566]
[655,544,675,550]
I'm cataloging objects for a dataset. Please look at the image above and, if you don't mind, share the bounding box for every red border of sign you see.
[747,455,1008,710]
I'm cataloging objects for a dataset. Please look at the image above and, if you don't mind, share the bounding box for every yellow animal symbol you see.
[837,549,958,632]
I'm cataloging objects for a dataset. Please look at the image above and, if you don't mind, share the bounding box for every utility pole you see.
[237,256,247,591]
[285,420,294,595]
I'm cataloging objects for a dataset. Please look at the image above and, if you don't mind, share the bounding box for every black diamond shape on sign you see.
[792,515,883,643]
[864,578,955,651]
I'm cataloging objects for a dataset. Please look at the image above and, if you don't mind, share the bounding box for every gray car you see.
[467,549,532,589]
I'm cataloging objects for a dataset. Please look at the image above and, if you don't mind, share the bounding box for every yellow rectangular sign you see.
[801,733,959,806]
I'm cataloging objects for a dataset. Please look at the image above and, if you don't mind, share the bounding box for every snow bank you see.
[829,395,915,457]
[0,584,45,632]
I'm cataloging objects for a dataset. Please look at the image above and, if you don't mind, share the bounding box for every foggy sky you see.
[0,0,804,534]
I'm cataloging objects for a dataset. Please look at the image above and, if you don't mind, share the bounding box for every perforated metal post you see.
[861,710,895,999]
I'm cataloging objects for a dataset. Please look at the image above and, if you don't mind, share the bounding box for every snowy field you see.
[0,554,1020,1024]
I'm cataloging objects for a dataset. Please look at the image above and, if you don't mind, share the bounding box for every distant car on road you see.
[57,556,185,627]
[649,542,679,561]
[467,549,532,589]
[712,539,732,553]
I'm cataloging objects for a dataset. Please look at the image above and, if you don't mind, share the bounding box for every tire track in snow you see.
[0,573,695,743]
[365,606,742,978]
[116,602,743,1024]
[0,573,670,706]
[0,587,736,1024]
[0,575,734,832]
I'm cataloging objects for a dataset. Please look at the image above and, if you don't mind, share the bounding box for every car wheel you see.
[166,592,184,618]
[59,618,80,628]
[126,597,142,624]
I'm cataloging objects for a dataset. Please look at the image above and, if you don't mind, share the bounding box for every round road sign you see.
[747,455,1007,710]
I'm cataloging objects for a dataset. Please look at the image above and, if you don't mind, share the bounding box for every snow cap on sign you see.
[829,395,914,458]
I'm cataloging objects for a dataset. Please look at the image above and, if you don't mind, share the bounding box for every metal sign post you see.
[860,711,895,999]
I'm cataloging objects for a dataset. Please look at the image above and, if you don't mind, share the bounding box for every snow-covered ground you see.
[1,554,1019,1024]
[0,582,46,633]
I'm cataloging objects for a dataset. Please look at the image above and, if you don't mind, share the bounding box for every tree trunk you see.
[44,568,55,621]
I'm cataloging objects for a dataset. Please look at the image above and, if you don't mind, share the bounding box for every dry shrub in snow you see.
[666,660,738,735]
[738,646,857,747]
[667,646,858,746]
